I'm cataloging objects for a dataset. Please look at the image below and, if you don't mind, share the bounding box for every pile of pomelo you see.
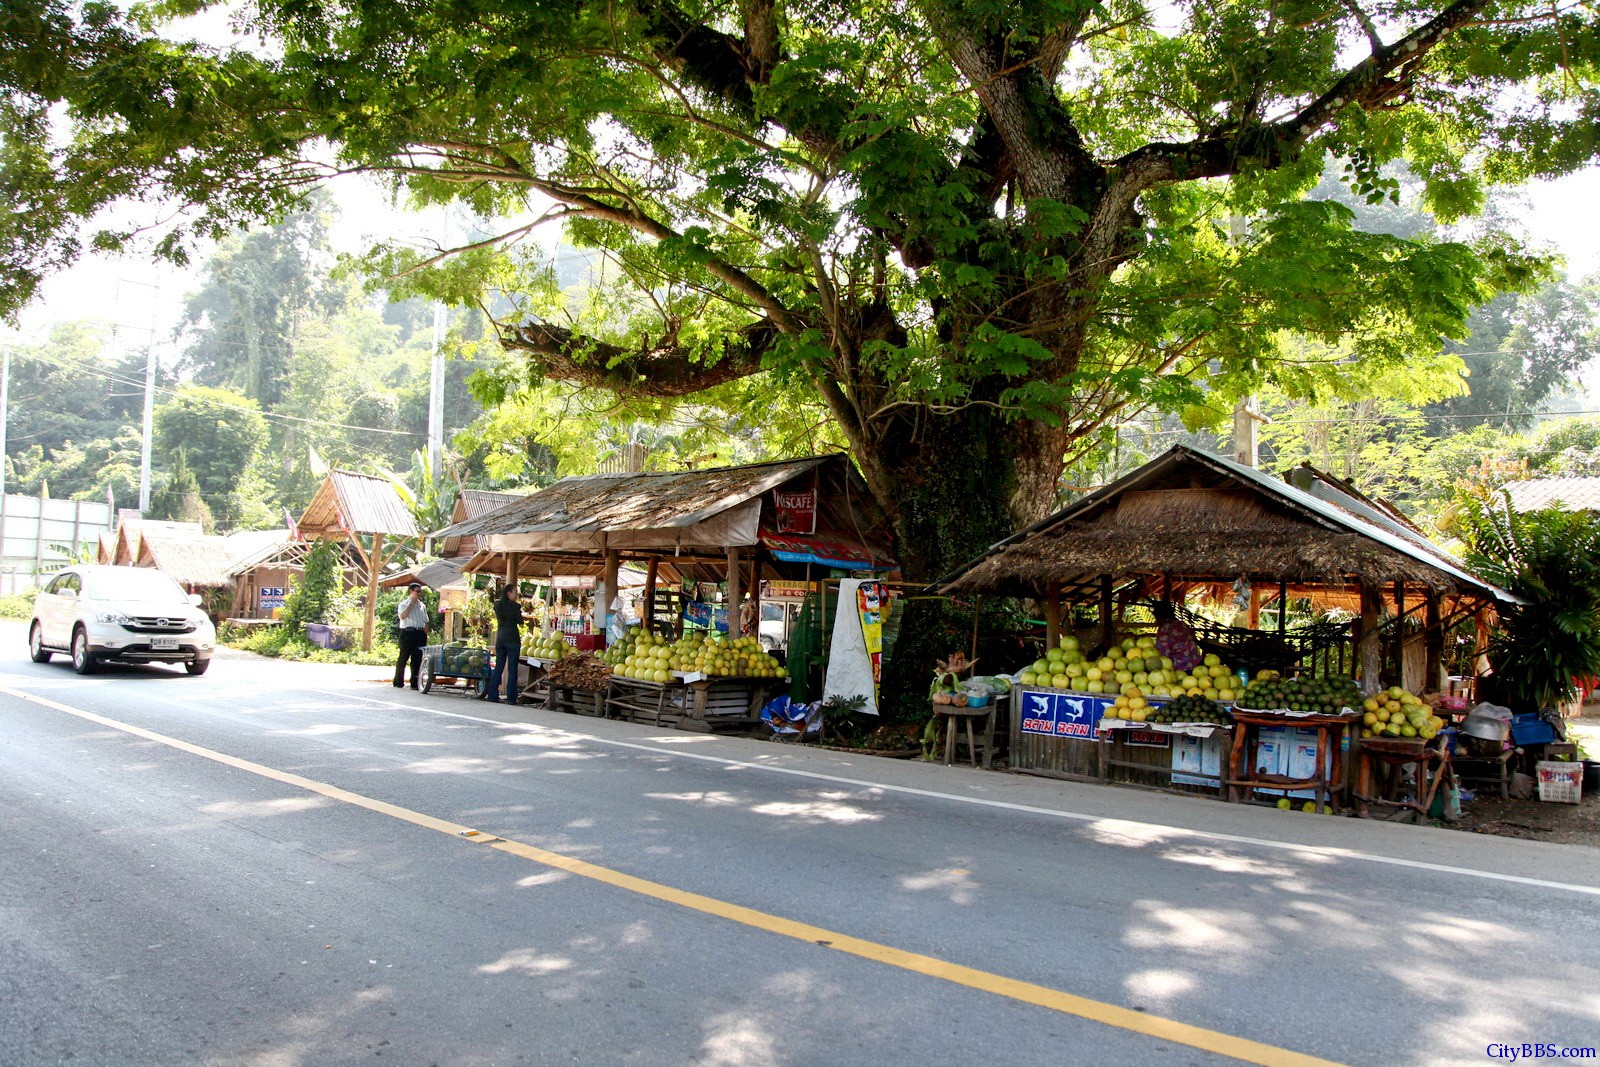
[1018,636,1240,700]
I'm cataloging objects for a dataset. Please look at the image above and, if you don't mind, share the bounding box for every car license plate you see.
[151,636,179,651]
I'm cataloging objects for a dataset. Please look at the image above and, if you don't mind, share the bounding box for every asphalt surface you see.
[3,625,1599,1066]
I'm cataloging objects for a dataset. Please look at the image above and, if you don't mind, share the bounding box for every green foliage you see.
[6,0,1595,538]
[153,385,269,527]
[1459,493,1600,710]
[147,448,214,529]
[280,540,342,629]
[0,587,38,620]
[220,621,399,665]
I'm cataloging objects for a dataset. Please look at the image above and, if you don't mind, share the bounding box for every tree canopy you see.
[4,0,1597,572]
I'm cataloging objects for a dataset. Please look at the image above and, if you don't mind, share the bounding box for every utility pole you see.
[0,344,10,498]
[426,205,452,480]
[428,301,446,477]
[114,277,162,514]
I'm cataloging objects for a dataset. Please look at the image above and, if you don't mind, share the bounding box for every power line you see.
[20,348,426,439]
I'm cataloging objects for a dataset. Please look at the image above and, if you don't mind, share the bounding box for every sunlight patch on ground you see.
[698,1012,779,1067]
[477,949,574,976]
[748,798,882,824]
[1124,903,1258,956]
[515,870,572,888]
[644,790,746,807]
[1160,846,1302,878]
[1123,968,1196,1003]
[269,723,362,736]
[898,866,979,904]
[199,796,333,818]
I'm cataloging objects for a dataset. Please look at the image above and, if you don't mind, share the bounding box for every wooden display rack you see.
[606,674,773,732]
[1097,720,1234,795]
[1353,738,1452,822]
[1226,709,1352,812]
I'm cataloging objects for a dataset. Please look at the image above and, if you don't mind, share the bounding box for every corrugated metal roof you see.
[934,445,1517,603]
[436,456,833,539]
[298,470,419,538]
[139,535,234,588]
[459,489,525,518]
[1502,477,1600,513]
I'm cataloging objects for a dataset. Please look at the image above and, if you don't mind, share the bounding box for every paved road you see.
[3,628,1599,1066]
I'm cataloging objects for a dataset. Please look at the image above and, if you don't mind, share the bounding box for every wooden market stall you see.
[225,537,367,622]
[933,445,1518,806]
[135,533,235,617]
[296,470,420,650]
[432,455,897,728]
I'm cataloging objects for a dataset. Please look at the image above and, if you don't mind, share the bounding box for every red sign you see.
[773,488,817,534]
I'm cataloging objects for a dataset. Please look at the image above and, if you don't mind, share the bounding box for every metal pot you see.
[1461,713,1511,743]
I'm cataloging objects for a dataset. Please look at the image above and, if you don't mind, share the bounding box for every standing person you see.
[1153,600,1202,672]
[485,583,522,703]
[393,581,430,689]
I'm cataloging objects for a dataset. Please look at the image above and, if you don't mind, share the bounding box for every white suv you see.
[29,565,216,676]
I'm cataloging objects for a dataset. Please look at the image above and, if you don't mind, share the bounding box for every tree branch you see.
[1107,0,1493,196]
[497,320,774,398]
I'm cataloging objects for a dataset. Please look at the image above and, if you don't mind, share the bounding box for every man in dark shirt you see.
[485,584,522,703]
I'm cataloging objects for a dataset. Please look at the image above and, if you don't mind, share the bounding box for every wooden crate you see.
[607,675,772,732]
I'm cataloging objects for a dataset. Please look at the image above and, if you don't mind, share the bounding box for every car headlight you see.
[96,611,131,625]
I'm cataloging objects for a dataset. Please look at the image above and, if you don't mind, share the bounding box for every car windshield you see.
[83,569,190,603]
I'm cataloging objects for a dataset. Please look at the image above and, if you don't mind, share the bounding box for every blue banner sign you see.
[1018,688,1112,740]
[682,601,729,632]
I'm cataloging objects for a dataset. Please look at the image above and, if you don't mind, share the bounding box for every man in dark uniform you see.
[485,583,522,703]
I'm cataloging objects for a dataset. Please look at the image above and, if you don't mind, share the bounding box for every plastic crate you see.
[1536,760,1583,804]
[1511,713,1559,746]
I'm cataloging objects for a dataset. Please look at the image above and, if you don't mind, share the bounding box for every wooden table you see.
[1226,710,1352,812]
[1353,737,1452,822]
[1097,721,1233,796]
[933,700,1005,767]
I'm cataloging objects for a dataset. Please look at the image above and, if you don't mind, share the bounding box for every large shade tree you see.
[3,0,1598,581]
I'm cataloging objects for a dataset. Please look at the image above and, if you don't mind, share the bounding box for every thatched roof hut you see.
[935,446,1514,607]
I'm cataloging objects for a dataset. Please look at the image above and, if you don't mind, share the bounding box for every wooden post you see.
[1044,583,1062,648]
[1424,592,1443,694]
[1277,579,1288,635]
[1392,580,1405,686]
[726,547,743,637]
[362,532,385,652]
[749,555,762,644]
[1247,585,1261,628]
[640,559,659,633]
[506,551,520,588]
[1098,574,1114,651]
[1358,582,1382,695]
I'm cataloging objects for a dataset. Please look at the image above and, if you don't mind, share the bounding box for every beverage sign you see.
[773,488,818,534]
[1018,689,1110,739]
[259,586,286,611]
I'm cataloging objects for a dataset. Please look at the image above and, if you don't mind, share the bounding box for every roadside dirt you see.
[1448,712,1599,848]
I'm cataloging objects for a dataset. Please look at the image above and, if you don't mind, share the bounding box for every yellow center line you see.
[6,684,1343,1067]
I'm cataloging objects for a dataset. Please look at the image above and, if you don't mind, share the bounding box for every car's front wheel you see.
[185,658,210,676]
[29,622,52,663]
[71,628,97,675]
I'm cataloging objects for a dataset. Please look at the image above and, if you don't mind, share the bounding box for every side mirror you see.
[59,587,78,599]
[187,593,203,606]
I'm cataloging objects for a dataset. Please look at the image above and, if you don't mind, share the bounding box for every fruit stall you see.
[933,445,1518,809]
[431,455,896,730]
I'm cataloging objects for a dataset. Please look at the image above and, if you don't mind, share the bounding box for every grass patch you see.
[220,621,399,666]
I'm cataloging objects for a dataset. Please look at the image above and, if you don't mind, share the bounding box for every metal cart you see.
[418,644,490,696]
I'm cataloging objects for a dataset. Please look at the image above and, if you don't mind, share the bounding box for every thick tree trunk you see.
[861,404,1066,721]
